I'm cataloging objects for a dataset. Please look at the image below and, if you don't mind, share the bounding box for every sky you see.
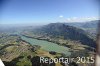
[0,0,99,25]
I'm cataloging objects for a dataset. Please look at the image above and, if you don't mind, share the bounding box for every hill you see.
[34,23,96,48]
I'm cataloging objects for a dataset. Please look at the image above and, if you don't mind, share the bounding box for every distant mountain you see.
[65,20,99,39]
[34,23,96,48]
[81,20,99,28]
[65,20,99,29]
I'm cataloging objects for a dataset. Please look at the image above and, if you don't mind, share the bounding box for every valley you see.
[0,20,98,66]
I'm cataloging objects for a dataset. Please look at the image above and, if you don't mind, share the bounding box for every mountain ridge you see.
[33,23,96,48]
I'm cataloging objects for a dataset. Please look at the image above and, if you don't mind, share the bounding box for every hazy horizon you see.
[0,20,99,28]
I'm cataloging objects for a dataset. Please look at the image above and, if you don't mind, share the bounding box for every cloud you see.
[66,17,99,22]
[59,15,64,18]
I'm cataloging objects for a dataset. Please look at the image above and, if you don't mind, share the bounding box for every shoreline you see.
[21,34,71,48]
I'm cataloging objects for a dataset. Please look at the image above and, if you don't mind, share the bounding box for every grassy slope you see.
[0,33,63,66]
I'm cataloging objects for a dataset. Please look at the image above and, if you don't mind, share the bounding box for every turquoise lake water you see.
[21,35,71,56]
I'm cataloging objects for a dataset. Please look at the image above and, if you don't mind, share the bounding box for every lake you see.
[21,35,71,56]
